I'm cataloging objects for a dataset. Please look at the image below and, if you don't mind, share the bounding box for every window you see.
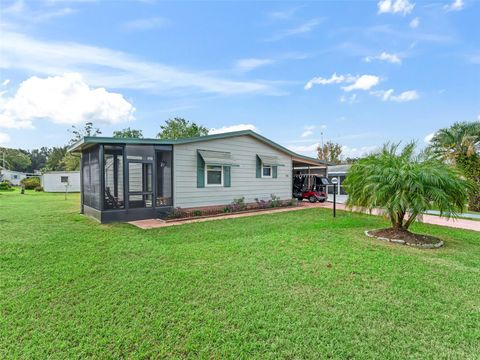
[61,176,69,183]
[262,165,272,178]
[206,165,223,186]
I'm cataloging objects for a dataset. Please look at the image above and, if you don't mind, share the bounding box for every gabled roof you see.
[68,130,328,166]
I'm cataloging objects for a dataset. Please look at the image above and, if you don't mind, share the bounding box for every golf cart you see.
[293,175,329,203]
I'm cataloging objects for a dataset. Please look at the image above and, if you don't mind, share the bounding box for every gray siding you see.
[173,135,293,208]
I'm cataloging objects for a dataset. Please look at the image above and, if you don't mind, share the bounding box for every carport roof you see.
[68,130,329,166]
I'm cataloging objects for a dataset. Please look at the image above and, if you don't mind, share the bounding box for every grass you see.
[1,190,479,359]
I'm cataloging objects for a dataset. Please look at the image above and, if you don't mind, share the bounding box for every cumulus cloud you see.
[444,0,464,11]
[0,73,135,129]
[305,73,379,92]
[209,124,258,135]
[371,89,419,102]
[377,0,415,15]
[409,17,420,28]
[235,58,274,72]
[424,132,435,144]
[0,132,11,145]
[342,75,380,92]
[364,52,401,64]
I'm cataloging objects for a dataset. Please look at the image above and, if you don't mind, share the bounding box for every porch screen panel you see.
[81,146,101,210]
[156,150,172,206]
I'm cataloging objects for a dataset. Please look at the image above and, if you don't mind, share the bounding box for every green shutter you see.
[197,152,205,188]
[224,166,231,187]
[256,155,261,178]
[272,166,278,179]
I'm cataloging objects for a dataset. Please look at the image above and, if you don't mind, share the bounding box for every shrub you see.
[192,210,203,217]
[167,207,187,219]
[286,198,298,207]
[226,197,247,212]
[255,197,270,209]
[0,181,12,191]
[269,194,281,208]
[20,177,41,190]
[34,186,44,192]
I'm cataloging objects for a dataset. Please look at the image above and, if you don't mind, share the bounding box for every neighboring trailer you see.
[41,171,81,192]
[0,168,27,186]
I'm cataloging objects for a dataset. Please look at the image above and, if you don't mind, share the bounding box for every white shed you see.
[0,168,27,186]
[41,171,80,192]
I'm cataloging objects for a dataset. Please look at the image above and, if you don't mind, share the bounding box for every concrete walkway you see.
[424,209,480,220]
[130,201,480,232]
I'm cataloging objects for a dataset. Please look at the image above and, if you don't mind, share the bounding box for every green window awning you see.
[198,150,239,167]
[257,154,285,166]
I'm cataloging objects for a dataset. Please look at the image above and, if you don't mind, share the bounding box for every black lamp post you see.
[331,177,338,218]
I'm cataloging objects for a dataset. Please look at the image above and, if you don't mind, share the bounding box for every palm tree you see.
[344,142,472,233]
[430,121,480,164]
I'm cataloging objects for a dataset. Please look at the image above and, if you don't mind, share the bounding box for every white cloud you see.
[409,17,420,28]
[288,142,319,155]
[371,89,419,102]
[364,52,401,64]
[341,145,378,158]
[377,0,415,15]
[304,73,352,90]
[305,73,380,92]
[0,31,276,96]
[444,0,464,11]
[301,125,315,138]
[209,124,258,135]
[235,58,274,72]
[342,75,380,92]
[1,80,10,86]
[0,73,135,129]
[424,132,435,143]
[266,18,322,41]
[0,132,11,145]
[123,17,170,31]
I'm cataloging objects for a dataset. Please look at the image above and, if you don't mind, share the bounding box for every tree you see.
[27,147,50,172]
[113,127,144,139]
[60,152,81,171]
[430,121,480,164]
[157,118,208,139]
[0,147,32,172]
[317,141,342,164]
[69,122,102,145]
[429,121,480,211]
[44,147,67,171]
[344,142,472,236]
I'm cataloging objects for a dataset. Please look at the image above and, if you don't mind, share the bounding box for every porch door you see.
[127,161,154,208]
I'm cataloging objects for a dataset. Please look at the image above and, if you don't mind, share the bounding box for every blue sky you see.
[0,0,478,158]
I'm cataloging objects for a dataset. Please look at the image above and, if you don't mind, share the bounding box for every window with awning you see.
[256,154,284,167]
[197,150,237,188]
[198,150,239,167]
[256,154,284,179]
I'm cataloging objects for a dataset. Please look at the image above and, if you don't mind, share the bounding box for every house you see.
[68,130,327,223]
[41,171,81,192]
[0,168,27,186]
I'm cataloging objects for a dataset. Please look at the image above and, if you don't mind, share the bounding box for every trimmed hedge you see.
[20,177,41,190]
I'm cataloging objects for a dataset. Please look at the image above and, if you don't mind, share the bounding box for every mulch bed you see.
[366,228,444,248]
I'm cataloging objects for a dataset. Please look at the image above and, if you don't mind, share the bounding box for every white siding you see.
[42,172,80,192]
[0,170,27,186]
[173,135,293,208]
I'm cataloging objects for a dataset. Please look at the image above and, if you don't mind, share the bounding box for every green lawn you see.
[1,191,479,359]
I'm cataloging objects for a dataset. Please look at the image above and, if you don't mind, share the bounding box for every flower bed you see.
[166,195,299,221]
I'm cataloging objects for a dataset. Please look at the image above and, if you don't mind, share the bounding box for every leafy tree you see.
[0,147,32,172]
[344,142,472,233]
[157,118,208,139]
[69,122,102,145]
[429,121,480,211]
[27,147,50,172]
[317,141,342,164]
[44,147,68,171]
[113,127,144,139]
[60,153,81,171]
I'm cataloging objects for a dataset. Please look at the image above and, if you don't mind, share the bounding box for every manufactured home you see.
[0,168,27,186]
[41,171,81,192]
[68,130,327,223]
